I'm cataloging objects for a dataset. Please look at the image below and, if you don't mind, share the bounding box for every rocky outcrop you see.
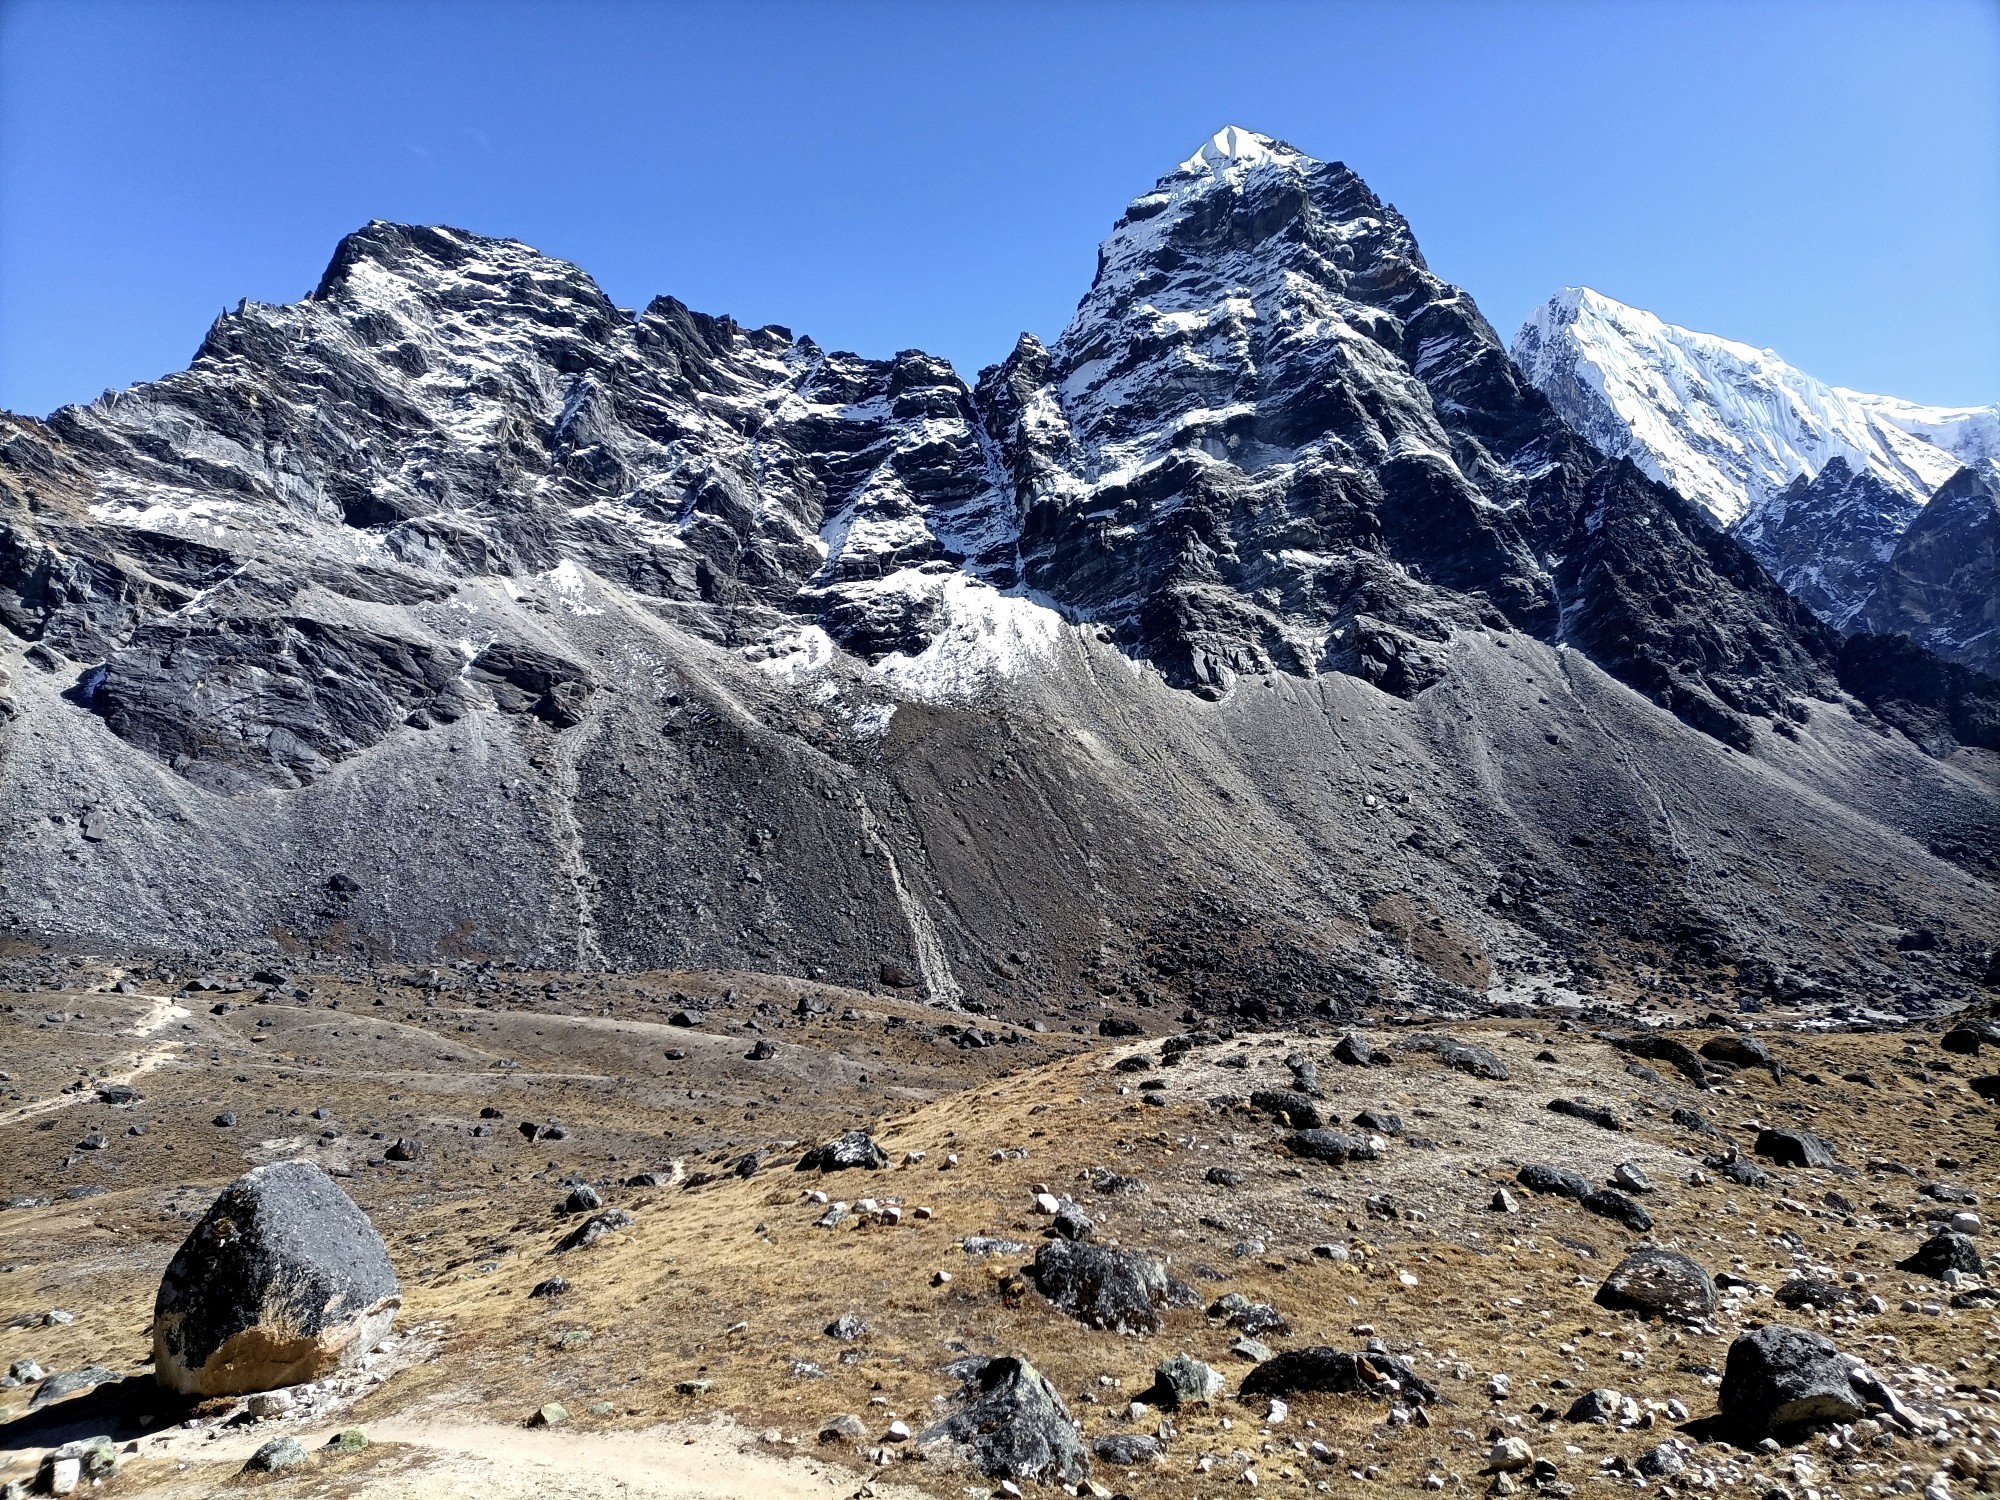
[1734,458,1920,630]
[152,1161,400,1396]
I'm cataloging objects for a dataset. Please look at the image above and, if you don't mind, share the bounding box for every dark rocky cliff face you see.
[1862,464,2000,680]
[0,130,1992,1018]
[1731,457,1922,631]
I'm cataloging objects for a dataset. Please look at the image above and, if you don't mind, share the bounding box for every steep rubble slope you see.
[0,131,1993,1017]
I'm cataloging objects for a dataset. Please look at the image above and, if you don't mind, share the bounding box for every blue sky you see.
[2,0,1995,417]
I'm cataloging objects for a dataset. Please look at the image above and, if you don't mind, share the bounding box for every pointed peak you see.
[1174,126,1303,180]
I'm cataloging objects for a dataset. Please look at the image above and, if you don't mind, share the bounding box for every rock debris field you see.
[1,957,1998,1499]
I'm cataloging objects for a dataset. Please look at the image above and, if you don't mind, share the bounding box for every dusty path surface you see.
[123,1416,926,1499]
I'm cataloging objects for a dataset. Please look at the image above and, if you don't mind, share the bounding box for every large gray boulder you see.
[1899,1230,1983,1280]
[1596,1248,1717,1320]
[1718,1325,1871,1434]
[1239,1347,1437,1403]
[1029,1241,1190,1334]
[916,1356,1088,1485]
[153,1161,400,1396]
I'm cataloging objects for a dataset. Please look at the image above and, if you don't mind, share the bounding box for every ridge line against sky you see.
[1,0,1996,418]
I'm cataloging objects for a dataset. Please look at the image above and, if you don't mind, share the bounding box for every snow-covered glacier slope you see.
[1512,287,2000,529]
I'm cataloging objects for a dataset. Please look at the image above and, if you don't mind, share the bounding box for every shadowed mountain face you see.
[0,129,1993,1021]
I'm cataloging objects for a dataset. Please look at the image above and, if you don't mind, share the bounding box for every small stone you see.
[825,1313,866,1341]
[1486,1437,1535,1472]
[244,1436,308,1473]
[1612,1162,1653,1194]
[529,1402,568,1427]
[820,1413,866,1443]
[1564,1388,1622,1424]
[884,1419,911,1442]
[1151,1353,1224,1410]
[245,1389,294,1419]
[327,1429,369,1451]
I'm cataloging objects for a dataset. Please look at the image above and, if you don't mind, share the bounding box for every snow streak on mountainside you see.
[1512,288,2000,532]
[0,129,1994,1010]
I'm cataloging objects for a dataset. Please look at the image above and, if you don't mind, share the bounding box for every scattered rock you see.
[1051,1203,1095,1242]
[1093,1432,1163,1464]
[824,1313,866,1341]
[1149,1353,1225,1410]
[153,1161,401,1396]
[1755,1128,1840,1169]
[1636,1441,1686,1478]
[1581,1189,1653,1232]
[1611,1162,1653,1194]
[29,1367,117,1410]
[1701,1034,1777,1072]
[1284,1129,1378,1164]
[915,1355,1089,1485]
[1406,1034,1510,1080]
[553,1209,634,1253]
[1485,1437,1535,1472]
[1248,1089,1326,1128]
[796,1130,889,1172]
[1547,1098,1621,1131]
[529,1402,569,1428]
[1899,1230,1984,1280]
[1718,1324,1871,1434]
[1517,1164,1591,1199]
[1564,1387,1623,1424]
[1333,1034,1389,1067]
[819,1413,866,1443]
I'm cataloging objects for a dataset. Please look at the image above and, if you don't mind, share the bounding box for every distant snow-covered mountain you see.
[1513,287,2000,647]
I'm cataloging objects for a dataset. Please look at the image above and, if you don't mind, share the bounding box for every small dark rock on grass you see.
[245,1436,308,1473]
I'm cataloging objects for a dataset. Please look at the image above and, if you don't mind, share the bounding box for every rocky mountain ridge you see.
[1512,288,2000,665]
[0,129,1993,1016]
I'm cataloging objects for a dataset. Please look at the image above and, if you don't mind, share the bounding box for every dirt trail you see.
[133,1415,927,1499]
[5,996,190,1123]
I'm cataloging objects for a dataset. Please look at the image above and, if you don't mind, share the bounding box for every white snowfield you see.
[1512,287,2000,528]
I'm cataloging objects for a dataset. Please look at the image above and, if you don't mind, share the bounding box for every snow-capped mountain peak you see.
[1175,125,1289,178]
[1513,286,2000,529]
